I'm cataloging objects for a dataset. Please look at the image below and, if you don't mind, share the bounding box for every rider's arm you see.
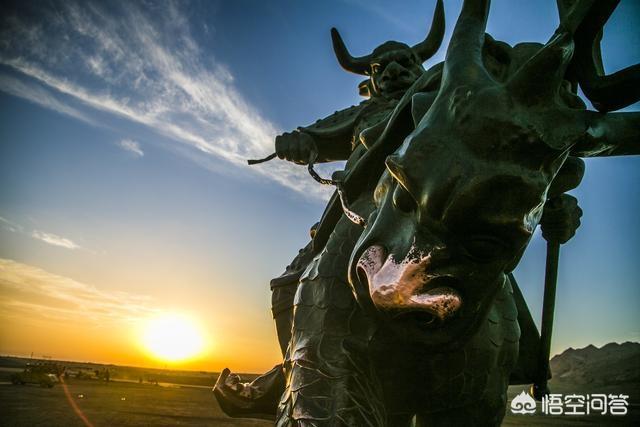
[275,103,365,164]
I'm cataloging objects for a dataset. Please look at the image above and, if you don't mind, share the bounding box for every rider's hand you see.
[540,194,582,244]
[275,131,318,165]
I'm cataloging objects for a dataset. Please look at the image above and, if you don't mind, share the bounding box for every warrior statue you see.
[216,1,446,417]
[215,0,638,425]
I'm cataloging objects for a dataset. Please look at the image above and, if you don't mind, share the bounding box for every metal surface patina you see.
[214,0,639,425]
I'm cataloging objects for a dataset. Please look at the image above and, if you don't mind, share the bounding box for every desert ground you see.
[0,347,638,426]
[0,376,270,427]
[1,378,637,426]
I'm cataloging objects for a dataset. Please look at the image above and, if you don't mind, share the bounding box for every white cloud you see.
[0,258,156,324]
[0,1,333,200]
[117,138,144,157]
[31,230,81,250]
[0,216,23,233]
[0,74,99,127]
[1,215,82,250]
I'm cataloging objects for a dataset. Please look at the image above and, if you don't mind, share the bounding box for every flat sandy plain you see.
[1,376,273,427]
[1,379,637,426]
[0,354,637,426]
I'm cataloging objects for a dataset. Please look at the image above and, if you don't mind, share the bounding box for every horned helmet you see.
[331,0,444,98]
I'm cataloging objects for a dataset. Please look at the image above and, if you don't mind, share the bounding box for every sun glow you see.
[141,313,206,362]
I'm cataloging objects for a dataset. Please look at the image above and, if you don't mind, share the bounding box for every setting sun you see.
[141,313,206,362]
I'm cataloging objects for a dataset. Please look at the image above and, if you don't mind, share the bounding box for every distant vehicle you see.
[11,365,59,388]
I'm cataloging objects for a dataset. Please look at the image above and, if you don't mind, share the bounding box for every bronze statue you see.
[215,0,638,425]
[215,3,446,416]
[271,0,444,360]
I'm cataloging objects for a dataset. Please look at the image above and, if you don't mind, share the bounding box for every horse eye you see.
[462,236,506,263]
[374,173,393,207]
[392,184,417,213]
[374,184,386,206]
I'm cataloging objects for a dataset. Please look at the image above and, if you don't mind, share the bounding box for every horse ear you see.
[506,31,574,106]
[441,0,493,91]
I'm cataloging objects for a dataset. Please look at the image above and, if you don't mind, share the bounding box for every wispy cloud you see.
[0,1,332,199]
[117,138,144,157]
[0,216,23,233]
[31,230,81,250]
[0,258,156,324]
[1,215,82,251]
[0,74,99,127]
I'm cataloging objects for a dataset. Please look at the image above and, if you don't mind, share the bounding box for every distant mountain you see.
[504,342,640,425]
[550,341,640,387]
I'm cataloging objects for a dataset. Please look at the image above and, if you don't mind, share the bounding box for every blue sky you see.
[0,0,638,371]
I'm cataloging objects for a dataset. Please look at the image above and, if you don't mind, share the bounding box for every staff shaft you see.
[533,241,560,399]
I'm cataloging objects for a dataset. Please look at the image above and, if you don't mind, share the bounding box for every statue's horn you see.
[331,28,373,75]
[411,0,445,62]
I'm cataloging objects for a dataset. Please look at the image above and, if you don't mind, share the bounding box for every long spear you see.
[532,157,584,400]
[532,237,560,400]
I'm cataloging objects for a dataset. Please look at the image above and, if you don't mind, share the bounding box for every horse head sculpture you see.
[349,0,638,350]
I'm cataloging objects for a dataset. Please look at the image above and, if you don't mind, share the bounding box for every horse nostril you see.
[414,275,459,296]
[355,245,387,284]
[357,264,369,286]
[392,310,437,328]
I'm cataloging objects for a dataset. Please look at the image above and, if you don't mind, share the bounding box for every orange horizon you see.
[0,258,282,374]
